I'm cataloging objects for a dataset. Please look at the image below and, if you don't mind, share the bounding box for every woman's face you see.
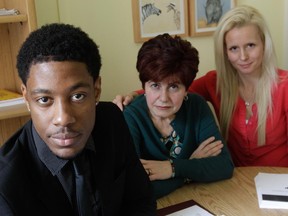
[144,76,187,120]
[225,24,264,76]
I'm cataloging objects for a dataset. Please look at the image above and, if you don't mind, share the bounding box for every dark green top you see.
[123,93,234,198]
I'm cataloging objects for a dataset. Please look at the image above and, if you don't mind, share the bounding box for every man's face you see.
[21,61,101,159]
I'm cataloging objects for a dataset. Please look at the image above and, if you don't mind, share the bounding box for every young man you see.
[0,23,156,216]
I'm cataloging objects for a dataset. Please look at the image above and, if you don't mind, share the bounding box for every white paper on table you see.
[254,172,288,209]
[166,205,214,216]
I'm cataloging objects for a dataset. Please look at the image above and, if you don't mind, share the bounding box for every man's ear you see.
[21,84,30,111]
[94,76,101,103]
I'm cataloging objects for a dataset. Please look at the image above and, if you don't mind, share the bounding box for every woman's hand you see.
[112,92,138,111]
[140,137,223,181]
[190,136,223,159]
[140,159,173,181]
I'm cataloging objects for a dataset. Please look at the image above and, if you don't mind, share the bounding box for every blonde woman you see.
[190,5,288,166]
[113,5,288,167]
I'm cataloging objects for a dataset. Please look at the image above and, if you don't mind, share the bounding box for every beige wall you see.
[35,0,287,101]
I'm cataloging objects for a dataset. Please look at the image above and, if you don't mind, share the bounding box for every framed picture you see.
[131,0,189,43]
[189,0,236,37]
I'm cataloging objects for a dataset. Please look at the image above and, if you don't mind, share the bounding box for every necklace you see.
[239,87,255,108]
[239,87,254,124]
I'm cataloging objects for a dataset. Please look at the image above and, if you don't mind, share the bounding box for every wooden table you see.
[157,167,288,216]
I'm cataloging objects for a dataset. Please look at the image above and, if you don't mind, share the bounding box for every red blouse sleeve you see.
[189,70,217,101]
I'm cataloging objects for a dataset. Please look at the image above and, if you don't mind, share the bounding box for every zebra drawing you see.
[205,0,222,24]
[167,3,180,30]
[141,3,161,23]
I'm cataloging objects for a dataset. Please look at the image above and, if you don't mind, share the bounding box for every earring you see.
[184,95,188,101]
[95,101,99,106]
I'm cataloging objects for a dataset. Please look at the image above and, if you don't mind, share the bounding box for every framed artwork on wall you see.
[189,0,236,37]
[131,0,189,43]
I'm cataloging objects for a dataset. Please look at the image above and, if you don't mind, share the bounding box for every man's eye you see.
[37,97,50,104]
[72,94,85,101]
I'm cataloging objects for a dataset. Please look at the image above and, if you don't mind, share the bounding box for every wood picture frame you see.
[131,0,189,43]
[189,0,236,37]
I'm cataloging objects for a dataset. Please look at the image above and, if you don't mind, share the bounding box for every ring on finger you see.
[146,169,150,175]
[147,169,152,175]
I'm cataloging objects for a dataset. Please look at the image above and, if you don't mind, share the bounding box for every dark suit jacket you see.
[0,102,156,216]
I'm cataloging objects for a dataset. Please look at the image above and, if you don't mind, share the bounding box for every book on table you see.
[157,199,214,216]
[255,172,288,209]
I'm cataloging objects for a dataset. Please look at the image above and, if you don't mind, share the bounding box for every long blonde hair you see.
[214,5,278,145]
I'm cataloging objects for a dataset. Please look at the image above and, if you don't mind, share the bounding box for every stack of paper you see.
[255,172,288,209]
[0,8,20,16]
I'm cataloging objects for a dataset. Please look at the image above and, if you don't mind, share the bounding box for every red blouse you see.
[189,70,288,167]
